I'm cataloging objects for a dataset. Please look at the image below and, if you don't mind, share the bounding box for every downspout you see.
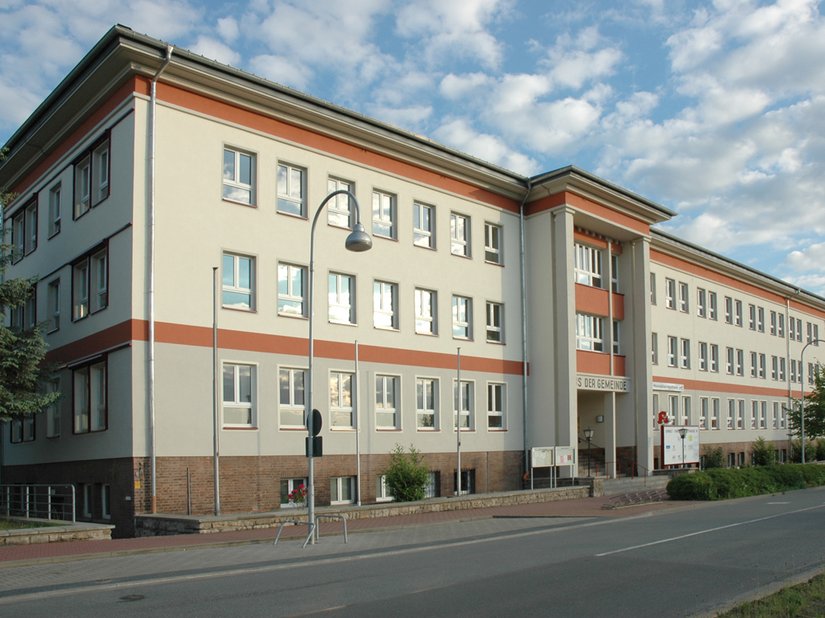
[518,179,532,478]
[148,45,174,514]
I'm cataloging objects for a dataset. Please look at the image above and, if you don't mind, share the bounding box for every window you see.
[414,288,437,335]
[45,379,61,438]
[74,134,110,217]
[81,484,92,519]
[697,288,706,318]
[726,347,734,375]
[47,279,60,332]
[680,339,690,369]
[11,210,24,261]
[413,202,435,248]
[699,342,708,371]
[710,344,719,372]
[610,254,619,293]
[222,363,255,427]
[373,280,398,330]
[484,223,503,264]
[329,371,353,428]
[665,278,676,309]
[329,272,355,324]
[778,313,785,337]
[724,296,733,324]
[327,177,353,228]
[72,246,108,320]
[376,475,394,502]
[101,485,111,520]
[651,332,658,365]
[278,368,305,427]
[790,317,797,341]
[424,471,440,498]
[48,184,61,237]
[770,311,777,335]
[454,380,473,429]
[9,415,35,443]
[727,399,736,429]
[678,282,689,313]
[416,377,438,429]
[452,295,472,339]
[708,292,718,320]
[736,349,744,376]
[224,148,255,205]
[487,382,505,429]
[683,396,692,425]
[280,477,308,506]
[612,320,621,355]
[486,301,503,343]
[276,162,304,215]
[375,374,399,429]
[771,355,778,380]
[712,398,721,430]
[330,476,355,505]
[577,314,604,352]
[750,351,758,378]
[779,357,786,381]
[277,263,306,317]
[757,307,765,332]
[748,304,756,330]
[372,190,396,239]
[759,354,766,379]
[734,300,743,327]
[73,359,107,433]
[668,336,678,367]
[450,212,470,257]
[222,253,255,310]
[650,273,657,305]
[699,397,708,429]
[24,200,37,255]
[11,291,36,332]
[575,244,603,288]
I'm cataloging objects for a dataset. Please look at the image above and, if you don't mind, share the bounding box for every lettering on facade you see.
[576,374,630,392]
[652,381,685,392]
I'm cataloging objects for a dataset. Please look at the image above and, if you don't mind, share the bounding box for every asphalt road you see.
[2,487,824,617]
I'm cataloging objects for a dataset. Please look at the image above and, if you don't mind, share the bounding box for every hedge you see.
[666,464,825,500]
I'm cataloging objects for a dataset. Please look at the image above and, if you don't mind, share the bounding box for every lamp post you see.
[678,427,687,468]
[307,190,372,543]
[800,339,824,464]
[583,427,594,477]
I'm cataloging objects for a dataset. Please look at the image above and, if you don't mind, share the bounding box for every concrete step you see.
[603,488,669,510]
[601,475,670,496]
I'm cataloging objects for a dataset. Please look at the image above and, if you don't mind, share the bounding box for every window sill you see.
[222,198,257,208]
[222,426,258,431]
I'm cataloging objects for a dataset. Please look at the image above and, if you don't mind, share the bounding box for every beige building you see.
[2,26,823,536]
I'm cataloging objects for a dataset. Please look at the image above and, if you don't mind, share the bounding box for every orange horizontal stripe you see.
[653,376,791,398]
[528,191,650,235]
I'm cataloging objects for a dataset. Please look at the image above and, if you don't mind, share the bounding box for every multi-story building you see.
[2,26,823,536]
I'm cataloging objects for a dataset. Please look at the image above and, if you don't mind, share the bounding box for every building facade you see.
[2,26,823,536]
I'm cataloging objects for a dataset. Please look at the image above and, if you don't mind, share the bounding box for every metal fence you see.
[0,484,76,523]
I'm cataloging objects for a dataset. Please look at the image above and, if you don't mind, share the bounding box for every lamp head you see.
[345,222,373,252]
[583,427,594,439]
[678,427,687,438]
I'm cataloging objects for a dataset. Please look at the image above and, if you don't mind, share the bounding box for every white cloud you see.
[248,54,310,91]
[190,35,240,66]
[440,73,492,100]
[433,117,538,174]
[216,16,238,43]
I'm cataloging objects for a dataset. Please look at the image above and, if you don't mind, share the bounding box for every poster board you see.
[661,426,700,466]
[531,447,554,468]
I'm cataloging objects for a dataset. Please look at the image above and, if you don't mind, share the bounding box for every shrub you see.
[667,472,716,500]
[667,464,825,501]
[703,446,725,469]
[817,440,825,462]
[384,444,429,502]
[751,437,776,466]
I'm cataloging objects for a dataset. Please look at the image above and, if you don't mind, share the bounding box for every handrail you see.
[1,483,76,522]
[273,512,348,548]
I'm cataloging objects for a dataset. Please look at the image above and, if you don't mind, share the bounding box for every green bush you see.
[816,440,825,462]
[667,464,825,501]
[384,444,429,502]
[703,446,725,469]
[751,437,776,466]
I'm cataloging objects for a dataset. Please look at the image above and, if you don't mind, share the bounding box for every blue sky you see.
[2,0,824,296]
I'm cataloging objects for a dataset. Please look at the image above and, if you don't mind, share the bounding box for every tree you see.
[1,147,59,421]
[788,365,825,442]
[384,444,430,502]
[750,437,776,466]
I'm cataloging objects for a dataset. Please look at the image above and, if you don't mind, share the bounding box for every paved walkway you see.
[0,495,691,566]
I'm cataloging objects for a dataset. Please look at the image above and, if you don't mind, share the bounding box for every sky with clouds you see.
[1,0,824,296]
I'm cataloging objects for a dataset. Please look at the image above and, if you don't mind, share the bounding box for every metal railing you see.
[1,484,76,523]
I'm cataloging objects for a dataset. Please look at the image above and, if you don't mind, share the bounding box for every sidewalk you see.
[0,495,688,566]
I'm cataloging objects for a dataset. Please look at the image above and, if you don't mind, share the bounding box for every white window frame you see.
[375,374,400,429]
[278,367,306,428]
[276,162,305,215]
[680,338,690,369]
[486,301,503,343]
[665,278,676,309]
[453,379,474,430]
[650,273,657,305]
[72,245,108,321]
[487,382,505,430]
[373,280,399,330]
[47,279,60,333]
[450,212,470,257]
[372,190,396,239]
[413,201,435,249]
[280,477,308,507]
[222,252,255,311]
[48,183,61,238]
[376,475,394,502]
[222,362,255,428]
[668,336,678,367]
[651,332,658,365]
[416,377,438,430]
[710,344,719,372]
[452,295,472,339]
[330,476,355,505]
[328,272,355,324]
[327,177,353,228]
[697,288,706,318]
[484,222,503,265]
[678,282,689,313]
[329,371,354,428]
[415,288,437,335]
[699,342,708,371]
[46,378,61,438]
[575,244,603,288]
[577,313,604,352]
[277,262,306,317]
[708,291,717,320]
[73,359,107,434]
[223,147,255,205]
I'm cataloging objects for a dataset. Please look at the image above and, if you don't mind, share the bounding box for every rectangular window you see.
[751,351,758,378]
[375,374,400,429]
[710,344,719,372]
[650,273,657,305]
[92,141,110,205]
[700,397,708,429]
[275,162,304,215]
[680,338,690,369]
[668,336,678,367]
[651,332,658,365]
[450,212,470,257]
[748,304,756,330]
[779,357,786,381]
[610,253,619,293]
[790,317,797,341]
[697,288,706,318]
[726,347,734,375]
[222,363,255,427]
[11,210,25,261]
[712,398,721,430]
[727,399,736,429]
[46,379,61,438]
[223,147,255,205]
[414,288,437,335]
[329,371,353,428]
[416,377,438,429]
[9,415,35,443]
[771,355,778,380]
[373,280,399,329]
[278,367,305,428]
[577,314,604,352]
[678,282,689,313]
[699,342,708,371]
[74,155,91,217]
[73,259,89,320]
[734,300,743,327]
[778,313,785,337]
[81,484,92,519]
[736,349,744,376]
[453,380,473,430]
[48,184,61,237]
[708,292,718,320]
[280,477,308,506]
[329,272,355,324]
[452,295,472,339]
[484,222,503,264]
[11,291,36,332]
[72,245,108,320]
[73,133,110,218]
[612,320,621,355]
[73,359,107,434]
[486,301,503,343]
[413,202,435,248]
[330,476,355,505]
[222,252,255,310]
[770,311,777,335]
[376,475,394,502]
[277,262,306,317]
[683,396,692,425]
[575,244,603,288]
[487,382,505,429]
[665,278,676,309]
[101,485,111,520]
[24,200,37,255]
[759,354,766,379]
[327,177,353,228]
[724,296,733,324]
[372,190,396,239]
[91,248,108,313]
[757,307,765,332]
[47,279,60,332]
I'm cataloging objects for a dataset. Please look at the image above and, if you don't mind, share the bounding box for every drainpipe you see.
[148,45,174,514]
[518,179,532,479]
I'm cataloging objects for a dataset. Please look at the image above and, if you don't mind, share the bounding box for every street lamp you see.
[583,427,594,477]
[306,190,372,543]
[800,339,824,464]
[678,427,687,468]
